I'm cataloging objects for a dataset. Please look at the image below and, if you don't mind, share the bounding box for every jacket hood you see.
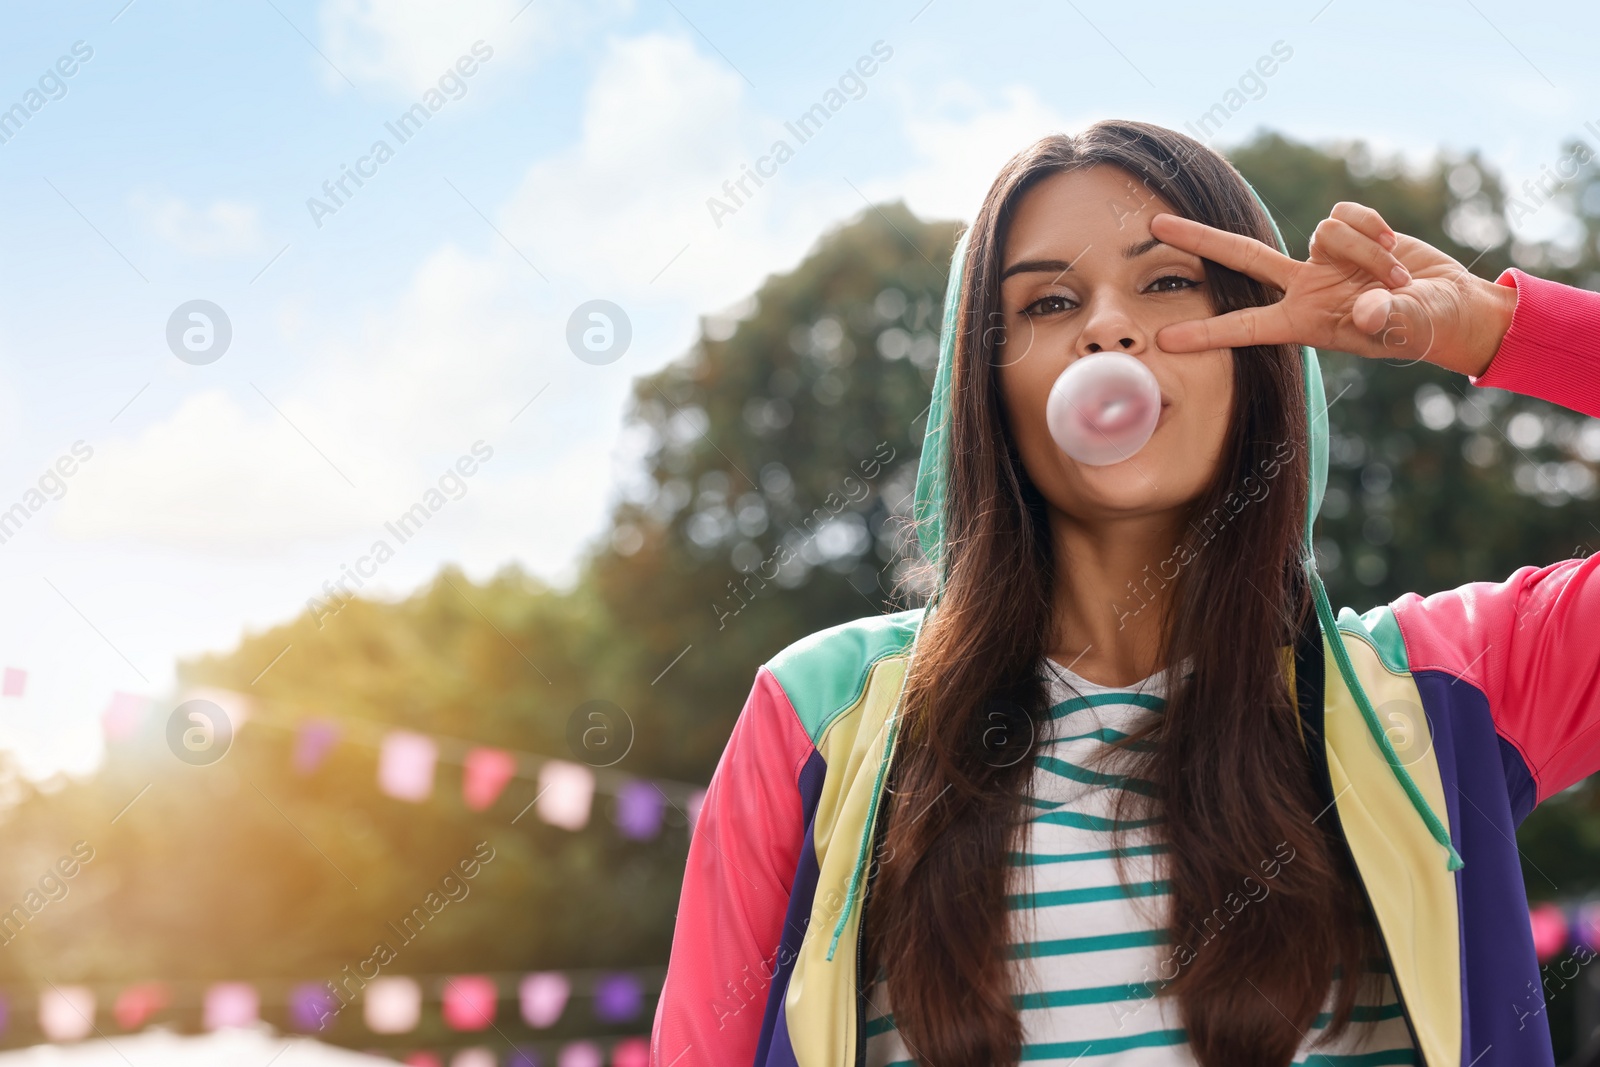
[904,176,1460,868]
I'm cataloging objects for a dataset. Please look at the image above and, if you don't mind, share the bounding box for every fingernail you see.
[1379,230,1397,249]
[1389,264,1411,287]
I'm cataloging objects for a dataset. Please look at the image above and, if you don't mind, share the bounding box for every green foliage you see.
[587,200,959,778]
[1232,133,1600,610]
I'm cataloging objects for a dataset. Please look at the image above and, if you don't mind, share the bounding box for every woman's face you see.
[995,164,1235,524]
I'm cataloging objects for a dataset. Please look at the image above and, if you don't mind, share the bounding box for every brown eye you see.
[1148,275,1199,293]
[1022,294,1074,317]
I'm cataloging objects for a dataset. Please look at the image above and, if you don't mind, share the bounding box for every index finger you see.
[1155,303,1295,354]
[1149,213,1298,292]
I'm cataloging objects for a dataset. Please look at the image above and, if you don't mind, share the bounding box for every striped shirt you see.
[863,658,1418,1066]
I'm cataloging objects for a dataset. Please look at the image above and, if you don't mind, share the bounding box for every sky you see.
[0,0,1594,780]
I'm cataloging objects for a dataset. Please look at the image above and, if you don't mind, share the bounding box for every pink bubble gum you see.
[1045,352,1162,466]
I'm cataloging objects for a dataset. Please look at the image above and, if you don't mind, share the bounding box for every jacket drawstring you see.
[1306,553,1464,871]
[824,608,927,960]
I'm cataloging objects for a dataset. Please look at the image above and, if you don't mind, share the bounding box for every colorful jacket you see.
[651,183,1600,1067]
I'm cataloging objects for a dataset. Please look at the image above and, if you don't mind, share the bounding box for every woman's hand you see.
[1148,202,1519,378]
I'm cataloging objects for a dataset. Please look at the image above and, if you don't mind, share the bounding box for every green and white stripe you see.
[862,659,1418,1066]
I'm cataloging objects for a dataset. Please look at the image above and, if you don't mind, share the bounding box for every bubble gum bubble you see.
[1045,352,1162,466]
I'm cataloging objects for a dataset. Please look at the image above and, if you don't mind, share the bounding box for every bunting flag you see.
[289,982,338,1032]
[537,760,595,831]
[113,982,168,1030]
[558,1041,602,1067]
[613,780,665,841]
[462,747,517,811]
[9,966,667,1050]
[519,972,570,1029]
[1576,901,1600,954]
[611,1037,650,1067]
[101,692,150,742]
[366,976,422,1034]
[450,1048,496,1067]
[203,981,259,1030]
[379,731,439,803]
[592,973,642,1024]
[19,669,708,843]
[1531,902,1569,962]
[293,719,342,775]
[440,975,497,1032]
[38,985,94,1041]
[404,1054,442,1067]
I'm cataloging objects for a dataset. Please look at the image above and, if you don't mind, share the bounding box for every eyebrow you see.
[1000,237,1171,281]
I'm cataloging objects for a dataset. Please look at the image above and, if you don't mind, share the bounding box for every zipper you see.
[854,759,894,1067]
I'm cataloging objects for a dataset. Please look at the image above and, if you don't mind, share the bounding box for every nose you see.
[1075,294,1148,357]
[1083,335,1137,354]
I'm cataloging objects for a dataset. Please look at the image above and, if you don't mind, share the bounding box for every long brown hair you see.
[864,120,1384,1066]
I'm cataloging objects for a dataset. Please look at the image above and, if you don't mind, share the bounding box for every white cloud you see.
[57,389,371,550]
[874,81,1079,224]
[57,246,559,553]
[316,0,614,95]
[56,34,899,575]
[497,33,816,302]
[64,53,1076,571]
[130,193,264,257]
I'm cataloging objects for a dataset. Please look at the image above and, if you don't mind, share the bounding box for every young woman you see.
[650,119,1600,1067]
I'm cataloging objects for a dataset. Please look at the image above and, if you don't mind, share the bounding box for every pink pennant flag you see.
[203,982,259,1030]
[450,1049,496,1067]
[1531,903,1568,962]
[113,982,169,1030]
[38,985,94,1041]
[537,760,595,830]
[557,1041,602,1067]
[102,692,150,742]
[365,976,422,1034]
[462,747,517,811]
[612,1037,650,1067]
[293,719,342,775]
[379,730,438,802]
[1,668,25,698]
[441,975,497,1032]
[404,1055,442,1067]
[519,971,570,1028]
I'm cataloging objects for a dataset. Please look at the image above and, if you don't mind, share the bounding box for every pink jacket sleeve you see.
[1470,267,1600,418]
[1393,267,1600,806]
[651,667,815,1067]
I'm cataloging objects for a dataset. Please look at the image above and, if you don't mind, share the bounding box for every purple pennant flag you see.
[293,719,341,775]
[507,1050,541,1067]
[288,983,338,1032]
[591,973,642,1023]
[613,780,666,841]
